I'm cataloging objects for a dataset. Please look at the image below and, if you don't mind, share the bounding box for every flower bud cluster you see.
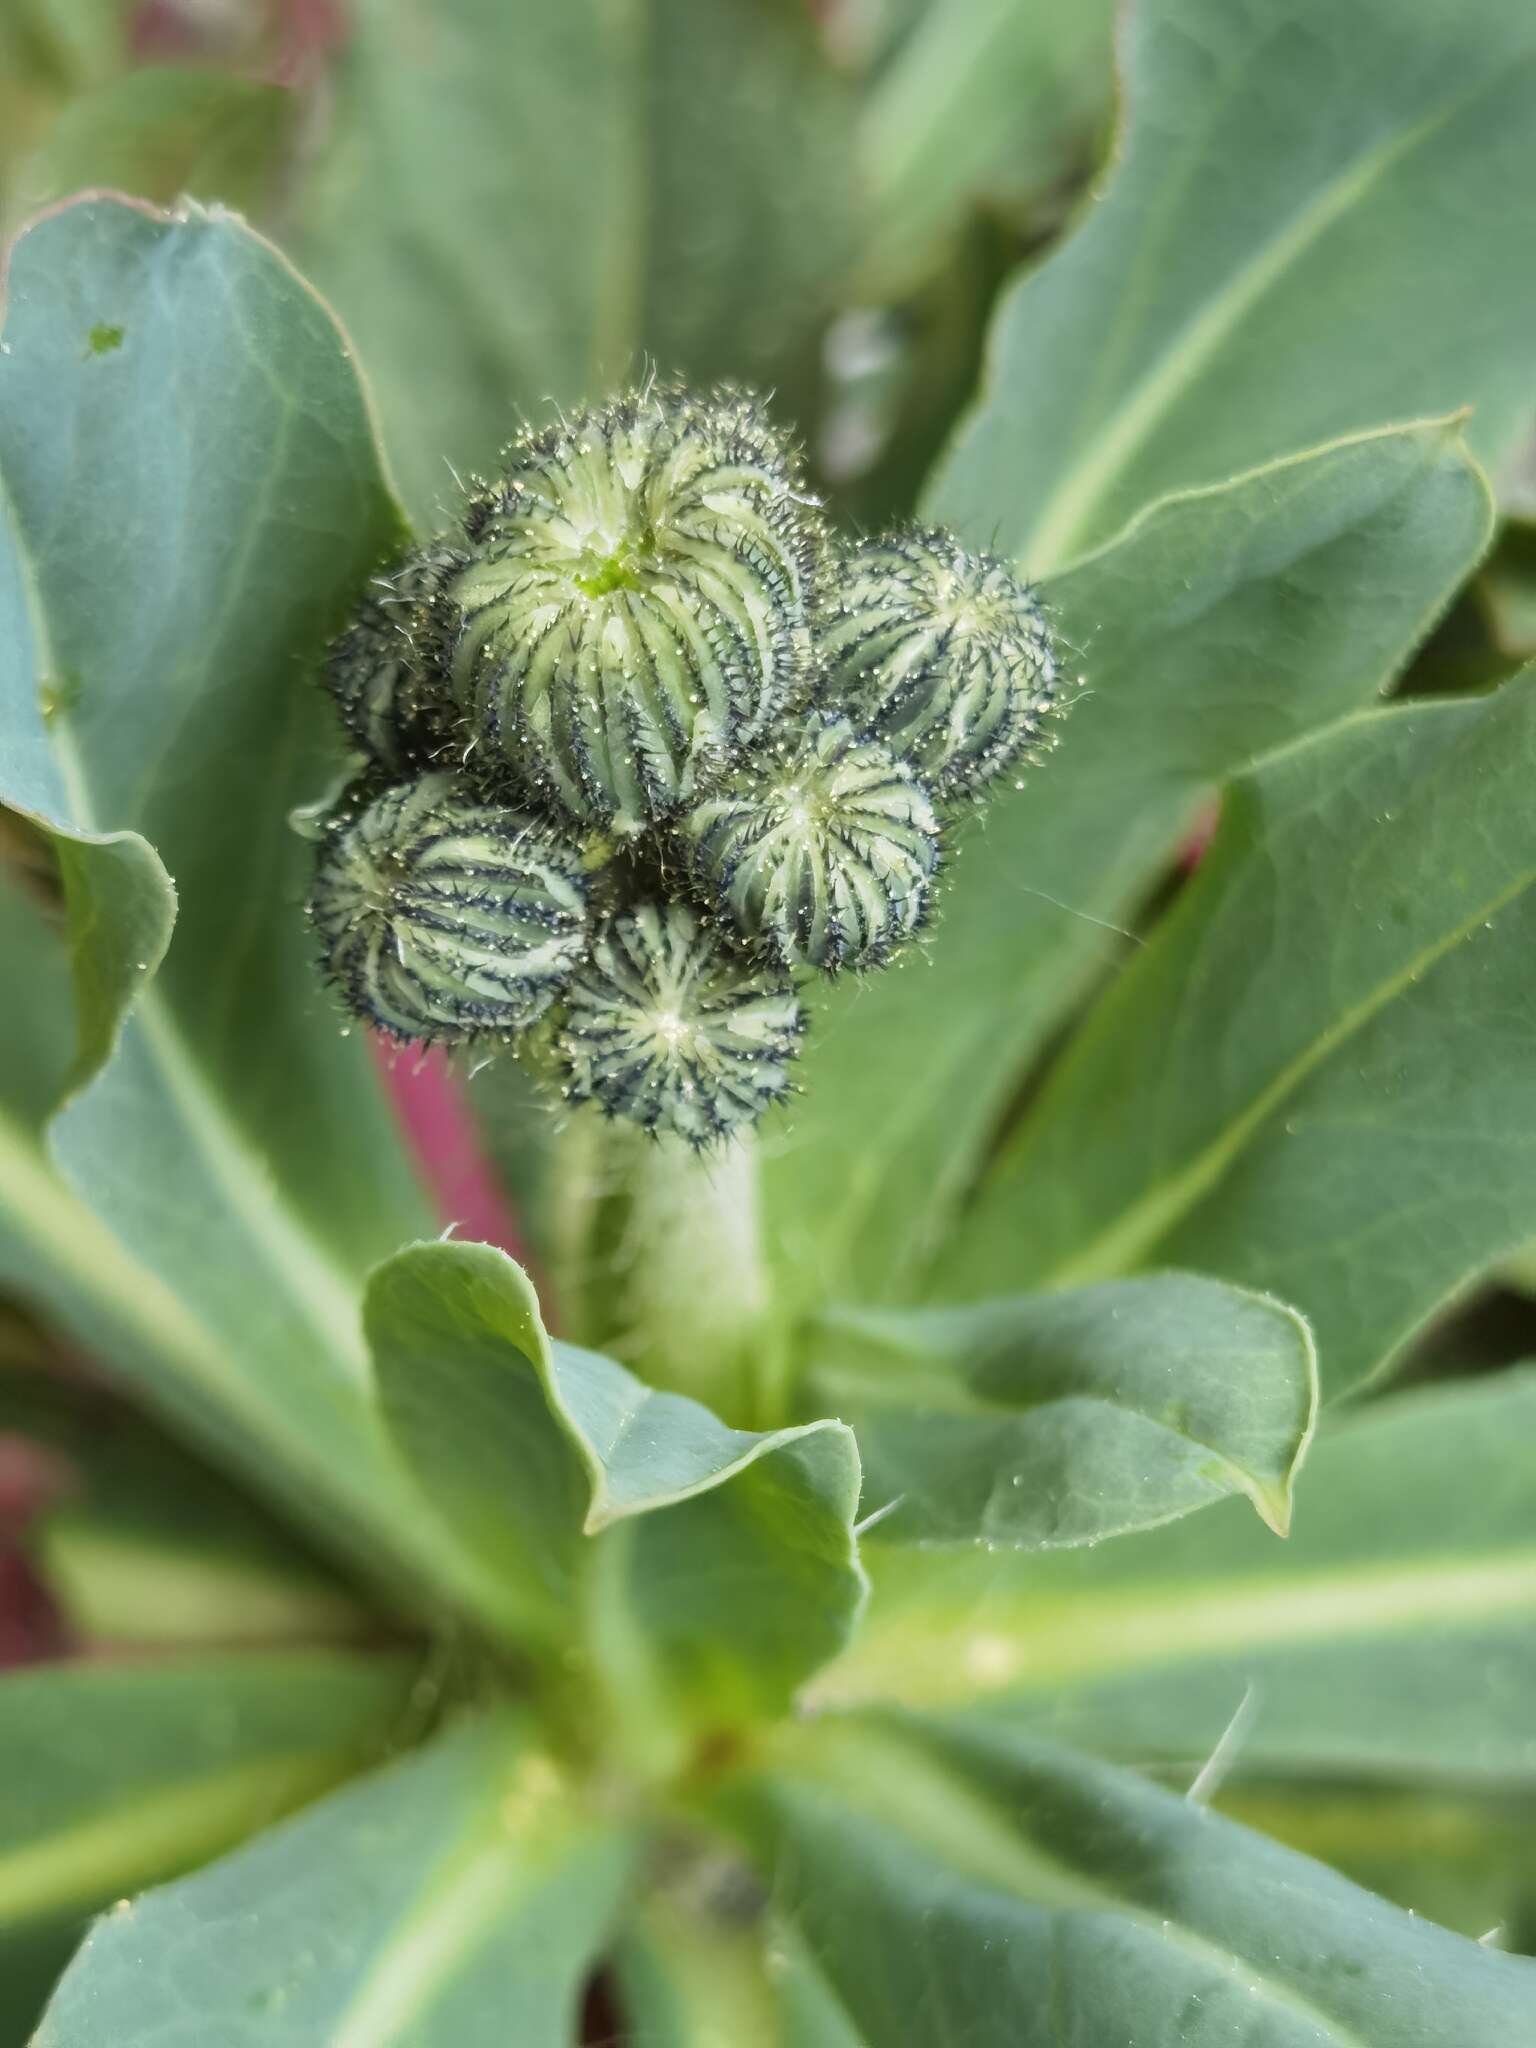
[308,385,1058,1145]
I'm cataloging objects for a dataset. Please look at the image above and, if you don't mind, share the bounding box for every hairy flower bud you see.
[557,902,802,1145]
[683,714,940,972]
[309,774,589,1044]
[819,528,1057,796]
[446,387,822,833]
[323,541,466,772]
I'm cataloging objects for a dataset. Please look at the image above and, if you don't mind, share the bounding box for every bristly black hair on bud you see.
[309,773,589,1045]
[323,540,467,773]
[682,713,940,973]
[556,901,803,1147]
[444,385,824,834]
[304,390,1073,1130]
[818,527,1057,797]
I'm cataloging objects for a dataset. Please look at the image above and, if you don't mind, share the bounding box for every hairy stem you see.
[549,1114,784,1426]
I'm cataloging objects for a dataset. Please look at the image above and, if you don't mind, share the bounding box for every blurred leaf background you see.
[0,0,1117,529]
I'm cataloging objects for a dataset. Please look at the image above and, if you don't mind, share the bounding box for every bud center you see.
[574,545,644,599]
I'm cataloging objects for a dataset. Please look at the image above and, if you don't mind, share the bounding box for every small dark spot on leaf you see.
[85,323,125,358]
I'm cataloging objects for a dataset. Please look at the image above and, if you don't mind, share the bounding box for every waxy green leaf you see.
[1,1651,414,1929]
[940,677,1536,1394]
[0,422,177,1093]
[0,197,464,1594]
[365,1243,585,1644]
[1216,1782,1536,1947]
[930,0,1536,571]
[809,1274,1315,1546]
[35,1716,634,2047]
[369,1241,865,1724]
[819,1373,1536,1786]
[722,1711,1536,2045]
[0,1648,414,2036]
[767,423,1490,1317]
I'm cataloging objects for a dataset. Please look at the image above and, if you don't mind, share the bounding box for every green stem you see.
[548,1112,784,1427]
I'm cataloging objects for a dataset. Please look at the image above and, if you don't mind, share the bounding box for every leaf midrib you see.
[0,1103,465,1597]
[1020,63,1508,572]
[38,1521,368,1647]
[1040,858,1536,1291]
[782,1723,1374,2047]
[0,1102,318,1450]
[0,1746,366,1924]
[329,1827,532,2048]
[822,1546,1536,1709]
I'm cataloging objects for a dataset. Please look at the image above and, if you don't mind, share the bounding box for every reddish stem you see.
[374,1041,524,1259]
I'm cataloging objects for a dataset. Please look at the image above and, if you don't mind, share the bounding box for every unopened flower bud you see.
[310,774,588,1044]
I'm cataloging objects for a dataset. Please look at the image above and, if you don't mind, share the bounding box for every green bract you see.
[820,527,1057,795]
[556,902,803,1146]
[683,712,941,970]
[309,775,589,1044]
[448,387,821,831]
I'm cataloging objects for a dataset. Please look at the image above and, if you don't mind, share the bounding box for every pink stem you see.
[374,1041,525,1260]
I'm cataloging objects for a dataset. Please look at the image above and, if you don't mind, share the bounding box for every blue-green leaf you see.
[0,196,459,1594]
[1,1646,415,2039]
[939,676,1536,1395]
[35,1716,634,2047]
[819,1373,1536,1786]
[368,1241,865,1725]
[766,423,1489,1317]
[929,0,1536,571]
[809,1274,1315,1546]
[719,1711,1536,2045]
[1216,1782,1536,1947]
